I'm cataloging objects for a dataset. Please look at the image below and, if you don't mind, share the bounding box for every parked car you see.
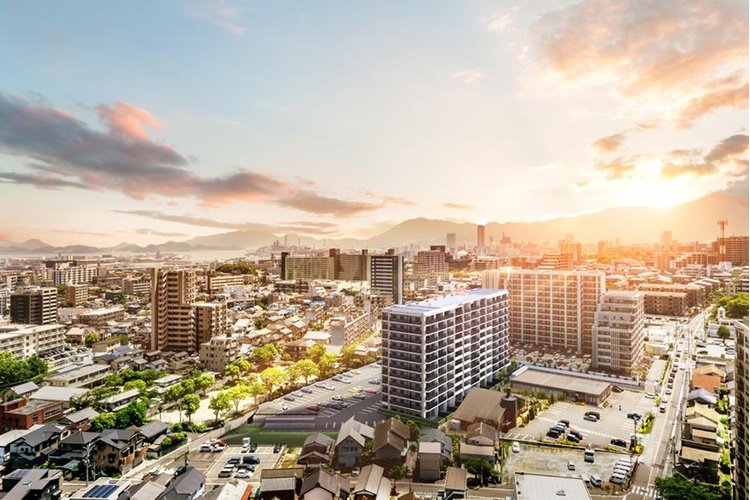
[584,411,600,419]
[340,378,352,384]
[330,403,344,410]
[273,443,283,453]
[567,461,576,471]
[511,441,521,453]
[369,378,380,384]
[331,375,343,382]
[242,455,260,465]
[567,434,581,443]
[353,393,367,400]
[569,429,583,440]
[301,387,313,394]
[219,467,234,478]
[234,470,251,479]
[248,442,257,452]
[212,444,226,452]
[546,429,561,438]
[610,438,628,448]
[324,384,336,391]
[590,475,603,487]
[227,457,240,465]
[559,419,570,428]
[315,382,327,388]
[332,395,344,401]
[612,386,623,393]
[306,405,320,412]
[200,444,213,452]
[363,388,378,394]
[283,395,295,401]
[645,393,656,399]
[583,414,598,422]
[584,449,595,463]
[627,412,642,420]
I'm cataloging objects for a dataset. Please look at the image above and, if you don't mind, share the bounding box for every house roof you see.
[373,418,410,453]
[61,431,100,446]
[16,424,64,447]
[418,442,441,455]
[444,467,467,491]
[459,442,494,457]
[30,386,88,402]
[354,464,390,500]
[61,407,100,424]
[452,388,507,425]
[11,382,39,395]
[138,421,169,440]
[303,433,335,450]
[688,388,718,405]
[164,468,205,500]
[335,417,374,447]
[260,477,296,493]
[300,468,348,497]
[466,422,497,442]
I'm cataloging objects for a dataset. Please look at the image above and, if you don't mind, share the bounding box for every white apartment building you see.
[484,269,605,355]
[591,291,645,375]
[0,323,66,360]
[199,335,240,373]
[48,265,98,286]
[381,288,509,420]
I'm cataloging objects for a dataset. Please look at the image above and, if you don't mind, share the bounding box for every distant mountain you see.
[0,189,745,255]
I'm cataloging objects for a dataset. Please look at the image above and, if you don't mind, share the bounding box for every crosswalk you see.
[630,484,660,499]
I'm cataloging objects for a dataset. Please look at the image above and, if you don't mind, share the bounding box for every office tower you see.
[10,287,57,325]
[446,233,457,253]
[485,269,605,355]
[476,225,486,254]
[735,320,749,500]
[417,249,449,273]
[591,291,645,375]
[150,269,197,352]
[381,289,509,420]
[369,253,403,305]
[194,302,228,345]
[660,230,673,252]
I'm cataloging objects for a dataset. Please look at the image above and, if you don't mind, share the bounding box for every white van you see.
[613,464,631,477]
[590,474,603,487]
[610,473,626,485]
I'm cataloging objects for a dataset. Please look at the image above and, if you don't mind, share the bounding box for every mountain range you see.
[0,189,747,255]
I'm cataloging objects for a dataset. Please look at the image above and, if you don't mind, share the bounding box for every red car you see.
[306,405,320,412]
[363,389,378,395]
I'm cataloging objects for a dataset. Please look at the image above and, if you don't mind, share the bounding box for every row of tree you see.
[0,352,48,387]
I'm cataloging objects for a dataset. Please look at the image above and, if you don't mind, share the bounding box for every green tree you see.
[247,381,265,404]
[224,364,241,381]
[209,392,231,422]
[406,420,420,440]
[340,345,358,368]
[123,379,147,392]
[90,413,117,432]
[115,400,148,428]
[84,333,100,347]
[161,436,173,448]
[464,458,497,484]
[318,352,337,378]
[307,344,327,363]
[655,475,719,500]
[296,359,320,384]
[195,373,215,395]
[251,345,278,366]
[227,384,250,414]
[233,358,251,374]
[260,367,286,397]
[285,363,303,389]
[180,394,201,423]
[716,325,731,341]
[388,464,407,480]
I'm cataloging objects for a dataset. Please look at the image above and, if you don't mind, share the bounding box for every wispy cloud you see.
[189,0,247,36]
[274,190,385,217]
[451,69,487,85]
[592,133,627,153]
[593,156,644,180]
[661,134,748,179]
[485,12,514,33]
[443,202,474,210]
[134,228,190,238]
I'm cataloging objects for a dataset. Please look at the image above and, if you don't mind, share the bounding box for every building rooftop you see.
[510,367,611,396]
[513,472,591,499]
[385,288,506,315]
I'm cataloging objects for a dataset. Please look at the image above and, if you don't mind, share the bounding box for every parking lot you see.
[258,362,387,430]
[505,390,656,449]
[190,444,282,485]
[503,443,633,493]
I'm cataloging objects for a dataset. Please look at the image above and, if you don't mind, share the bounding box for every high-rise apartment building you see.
[43,260,98,286]
[735,319,749,500]
[591,291,645,375]
[446,233,457,253]
[416,250,449,273]
[65,284,89,306]
[476,225,486,254]
[150,269,197,352]
[484,269,606,355]
[369,253,403,305]
[194,302,228,345]
[711,236,749,265]
[660,230,673,250]
[381,289,509,420]
[10,287,57,325]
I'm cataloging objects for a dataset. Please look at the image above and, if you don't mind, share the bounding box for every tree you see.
[655,475,719,500]
[224,364,241,381]
[90,413,117,432]
[464,458,497,484]
[307,344,327,364]
[717,325,731,341]
[233,358,251,374]
[318,352,337,378]
[84,333,100,347]
[209,392,231,422]
[115,400,148,428]
[260,367,286,397]
[387,464,407,480]
[227,385,250,414]
[195,373,215,395]
[251,345,278,366]
[285,364,303,389]
[296,359,320,384]
[0,352,48,387]
[247,381,265,404]
[123,379,147,393]
[163,384,184,405]
[161,436,173,448]
[340,345,358,368]
[181,394,201,423]
[406,420,420,440]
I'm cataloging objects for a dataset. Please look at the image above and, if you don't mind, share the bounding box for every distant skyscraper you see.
[369,253,403,305]
[151,268,197,351]
[446,232,457,252]
[591,291,645,375]
[660,230,673,250]
[381,289,509,419]
[10,286,57,325]
[477,225,486,254]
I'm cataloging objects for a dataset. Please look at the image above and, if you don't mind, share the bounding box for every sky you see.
[0,0,747,246]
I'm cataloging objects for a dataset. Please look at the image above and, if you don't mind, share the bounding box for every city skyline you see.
[0,0,747,246]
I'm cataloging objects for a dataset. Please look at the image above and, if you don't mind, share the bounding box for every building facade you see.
[381,289,509,420]
[369,254,403,305]
[199,335,240,373]
[735,320,749,500]
[150,269,197,352]
[591,291,645,375]
[10,287,57,325]
[194,302,227,344]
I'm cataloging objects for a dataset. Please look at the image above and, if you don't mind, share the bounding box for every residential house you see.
[458,442,496,465]
[57,408,100,432]
[353,465,391,500]
[298,433,335,467]
[94,429,146,475]
[465,422,497,447]
[1,469,63,500]
[8,423,65,467]
[444,467,467,500]
[692,365,726,394]
[299,468,349,500]
[334,418,374,469]
[101,389,141,412]
[372,419,410,468]
[417,442,442,481]
[420,429,452,464]
[687,388,718,406]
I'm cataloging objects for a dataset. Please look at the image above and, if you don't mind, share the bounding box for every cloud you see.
[94,102,161,139]
[485,12,513,33]
[50,229,110,237]
[443,202,474,210]
[274,190,385,217]
[451,70,487,85]
[134,228,190,238]
[592,133,627,153]
[0,171,92,190]
[115,210,339,236]
[593,156,645,180]
[381,196,415,206]
[660,134,748,179]
[530,0,748,126]
[189,0,246,36]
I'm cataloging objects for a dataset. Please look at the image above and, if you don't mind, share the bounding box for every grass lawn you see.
[223,423,337,447]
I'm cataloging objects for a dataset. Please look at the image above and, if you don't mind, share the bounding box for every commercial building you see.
[205,272,245,293]
[735,320,749,500]
[64,285,89,306]
[199,335,240,373]
[369,253,403,305]
[194,302,227,345]
[0,323,66,359]
[381,288,510,420]
[513,472,592,500]
[509,366,611,405]
[10,287,57,325]
[591,291,645,375]
[150,269,197,352]
[485,269,605,355]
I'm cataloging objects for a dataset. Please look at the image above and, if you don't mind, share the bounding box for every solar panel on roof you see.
[84,486,101,497]
[98,485,118,498]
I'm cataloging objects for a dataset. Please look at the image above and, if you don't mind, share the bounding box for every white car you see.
[234,470,251,479]
[281,404,289,411]
[511,441,521,453]
[644,393,656,399]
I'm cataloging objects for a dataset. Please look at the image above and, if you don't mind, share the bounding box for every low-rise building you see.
[199,335,240,373]
[509,366,611,405]
[0,323,66,360]
[0,398,64,431]
[65,285,89,307]
[334,417,374,469]
[46,364,110,388]
[78,307,126,327]
[513,472,591,500]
